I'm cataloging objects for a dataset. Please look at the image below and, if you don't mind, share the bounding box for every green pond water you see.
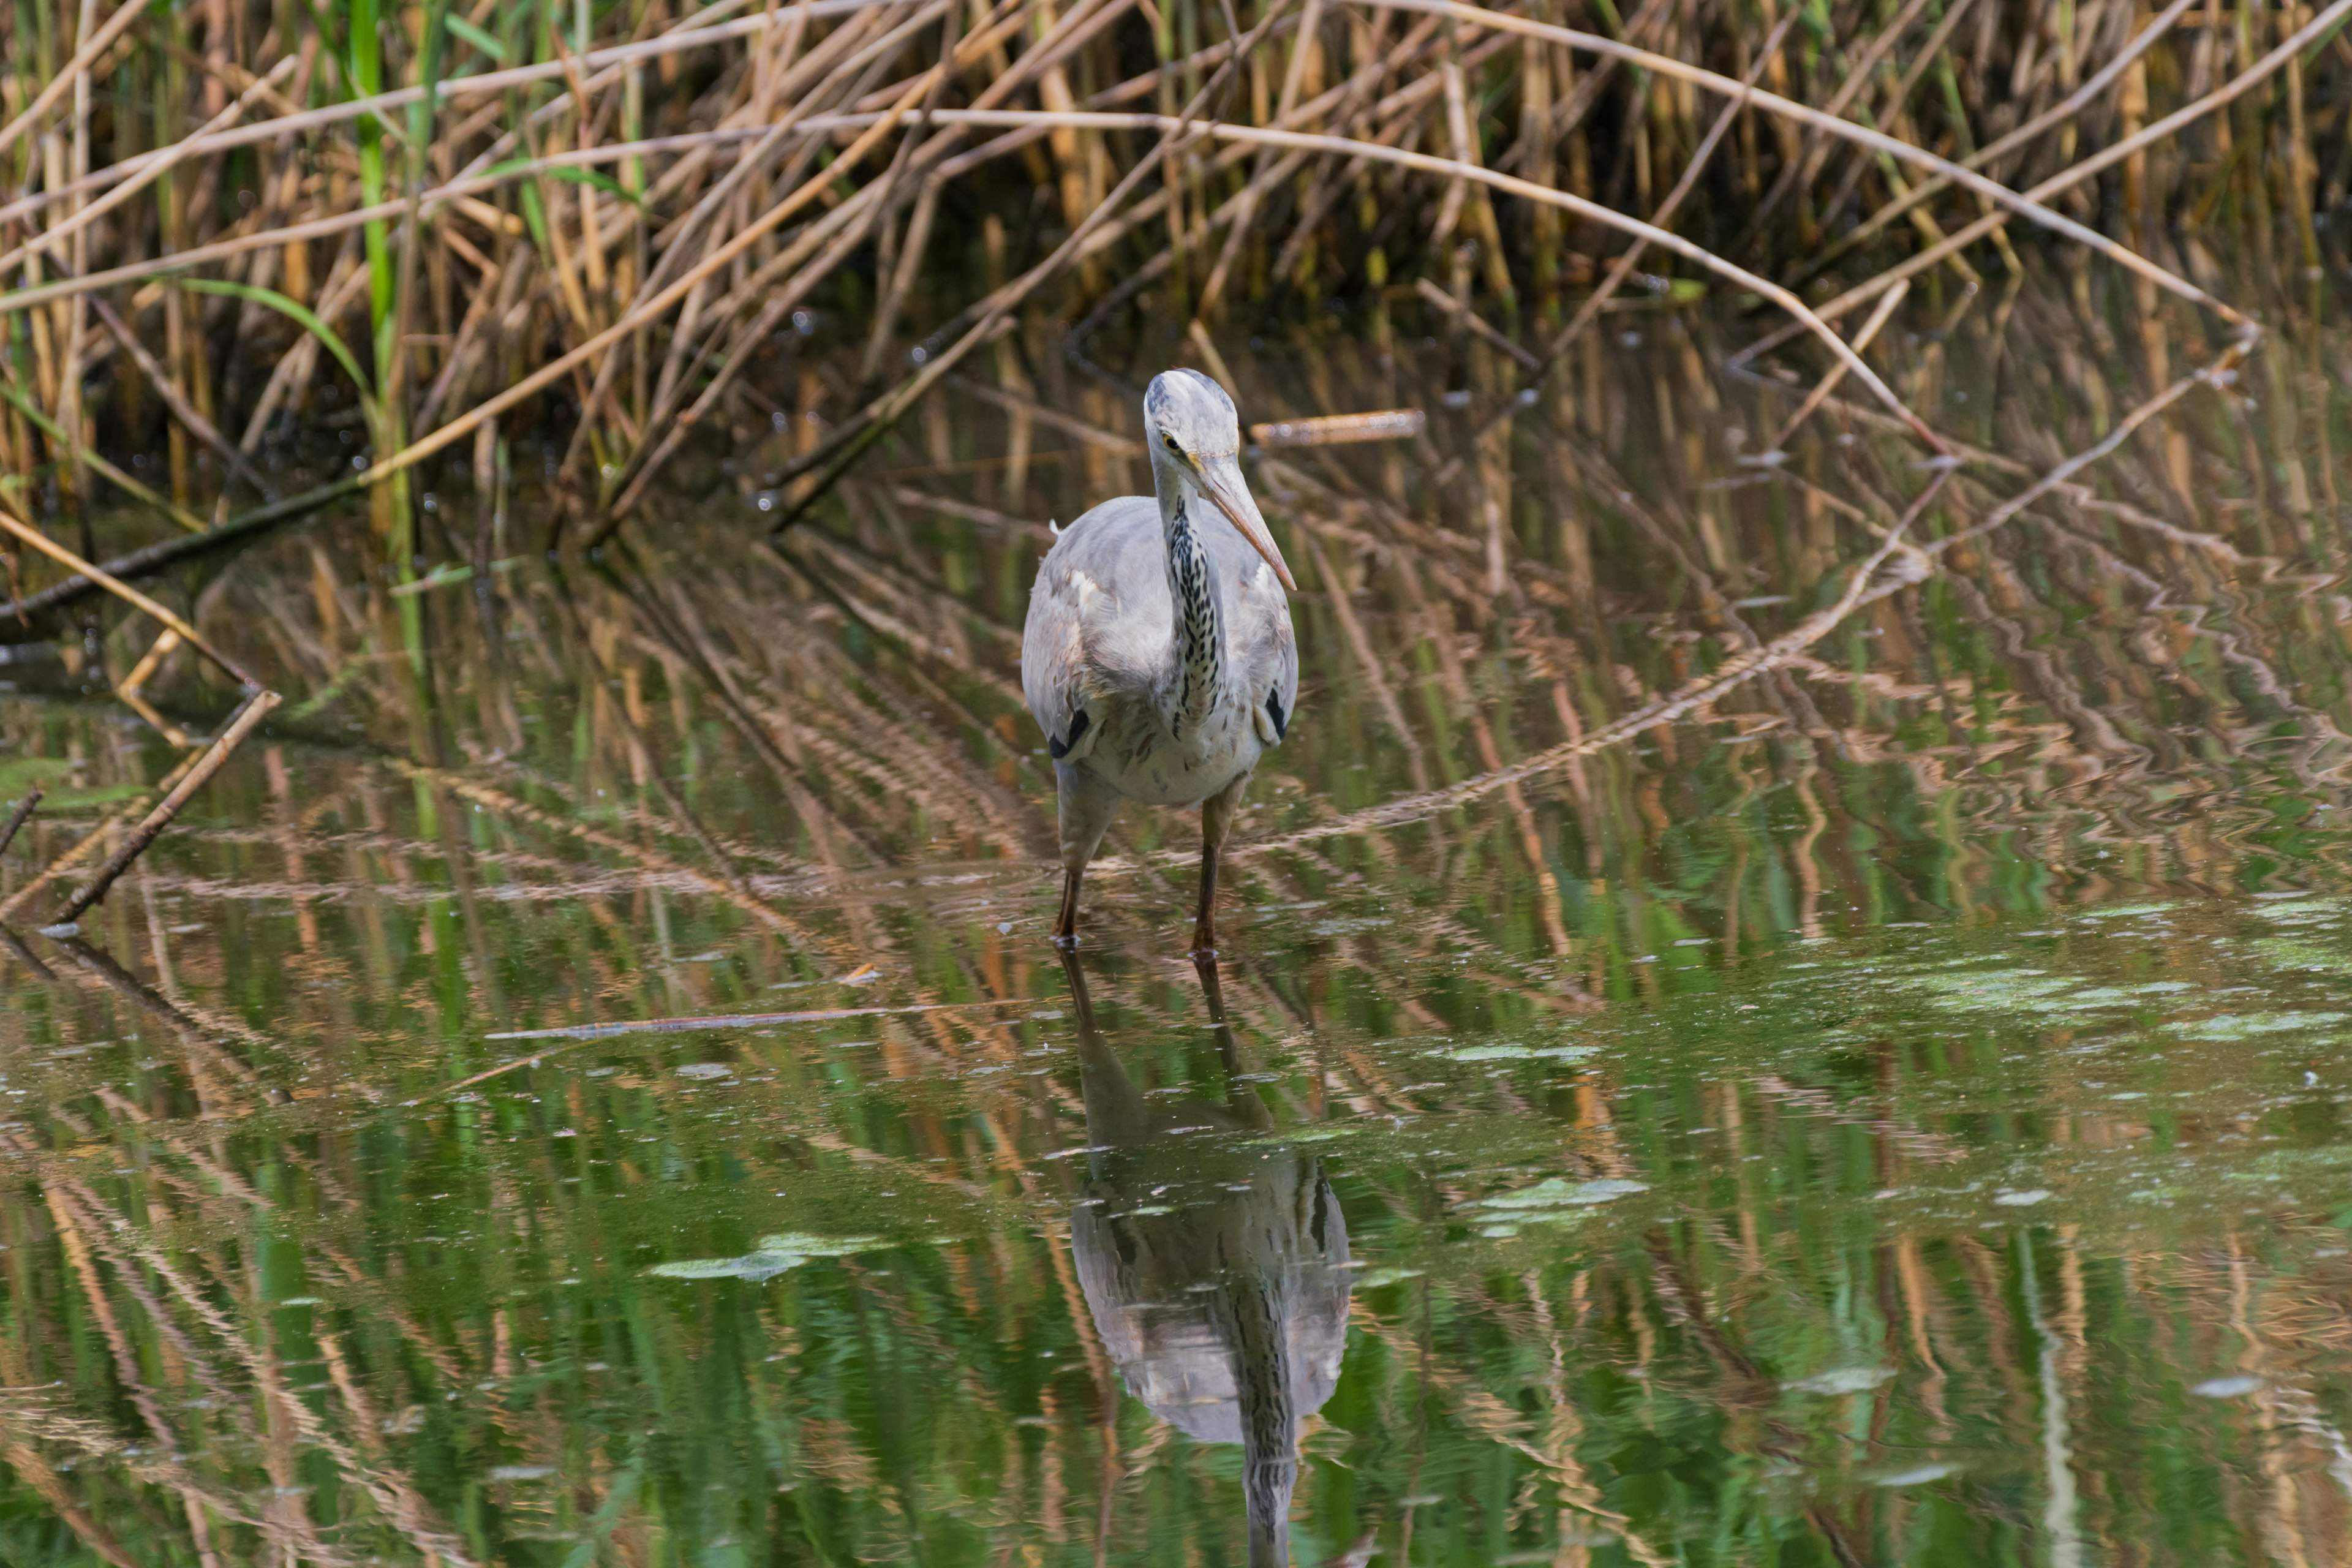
[4,273,2352,1564]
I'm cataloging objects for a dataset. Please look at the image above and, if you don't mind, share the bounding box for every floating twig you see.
[415,997,1033,1101]
[483,997,1025,1043]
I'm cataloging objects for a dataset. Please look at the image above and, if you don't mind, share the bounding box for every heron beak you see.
[1196,454,1297,593]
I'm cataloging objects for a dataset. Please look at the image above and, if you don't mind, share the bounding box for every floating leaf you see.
[650,1233,882,1283]
[1785,1366,1895,1395]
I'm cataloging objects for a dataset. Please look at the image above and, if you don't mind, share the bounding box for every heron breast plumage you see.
[1023,494,1298,809]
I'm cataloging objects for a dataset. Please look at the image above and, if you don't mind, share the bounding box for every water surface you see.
[4,269,2352,1564]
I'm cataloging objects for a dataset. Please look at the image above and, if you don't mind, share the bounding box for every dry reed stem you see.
[0,0,148,167]
[0,378,206,533]
[0,66,949,597]
[393,758,841,957]
[1738,0,2352,360]
[702,0,1309,530]
[0,0,2329,684]
[0,126,904,314]
[0,470,371,625]
[1231,476,1948,854]
[42,690,282,932]
[1436,3,1799,484]
[0,55,298,275]
[1217,329,2250,855]
[1362,0,2239,325]
[1738,0,1945,245]
[1768,277,1909,450]
[0,0,916,226]
[806,108,1950,451]
[89,297,266,500]
[1817,0,2206,268]
[1929,343,2255,556]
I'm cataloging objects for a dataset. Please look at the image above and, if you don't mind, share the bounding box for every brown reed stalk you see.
[1736,0,2352,361]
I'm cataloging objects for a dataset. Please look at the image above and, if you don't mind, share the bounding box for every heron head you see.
[1144,369,1295,592]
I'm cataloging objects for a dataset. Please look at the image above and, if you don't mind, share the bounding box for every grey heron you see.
[1022,370,1298,952]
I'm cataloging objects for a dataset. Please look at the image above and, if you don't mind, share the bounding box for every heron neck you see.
[1222,1273,1297,1568]
[1162,488,1224,734]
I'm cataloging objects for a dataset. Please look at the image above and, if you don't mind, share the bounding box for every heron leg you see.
[1191,841,1220,956]
[1052,762,1119,948]
[1191,771,1251,957]
[1054,869,1084,948]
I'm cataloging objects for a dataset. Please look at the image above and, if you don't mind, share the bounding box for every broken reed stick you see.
[0,749,206,922]
[40,690,282,933]
[0,790,41,858]
[0,472,370,628]
[0,502,261,689]
[1250,410,1428,447]
[115,628,191,745]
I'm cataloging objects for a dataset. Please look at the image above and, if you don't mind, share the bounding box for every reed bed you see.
[0,0,2343,582]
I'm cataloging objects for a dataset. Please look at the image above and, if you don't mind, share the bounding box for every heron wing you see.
[1022,496,1171,758]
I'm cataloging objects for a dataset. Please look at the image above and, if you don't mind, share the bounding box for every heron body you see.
[1023,371,1298,951]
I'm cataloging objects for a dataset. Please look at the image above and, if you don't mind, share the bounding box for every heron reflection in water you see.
[1061,952,1349,1566]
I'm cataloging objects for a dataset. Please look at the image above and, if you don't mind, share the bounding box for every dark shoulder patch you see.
[1265,687,1287,741]
[1049,707,1091,760]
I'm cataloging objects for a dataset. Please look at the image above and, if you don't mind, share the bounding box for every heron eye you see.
[1162,434,1180,453]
